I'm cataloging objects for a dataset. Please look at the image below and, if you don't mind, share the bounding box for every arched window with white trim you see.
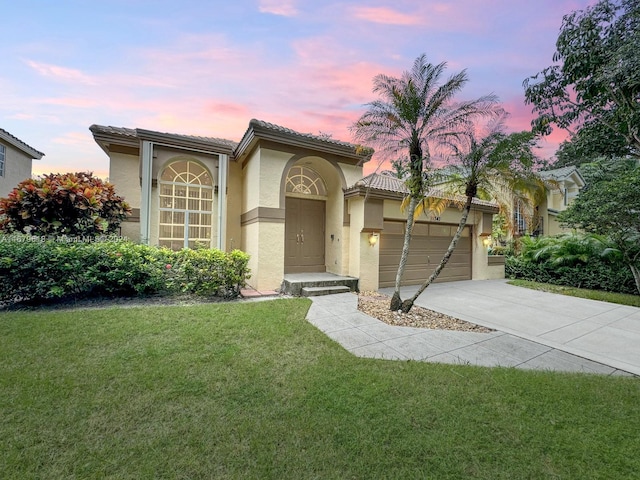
[285,165,327,198]
[159,160,214,249]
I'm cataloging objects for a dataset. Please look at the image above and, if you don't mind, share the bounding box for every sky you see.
[1,0,594,180]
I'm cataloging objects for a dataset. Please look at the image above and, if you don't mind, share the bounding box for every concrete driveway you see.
[381,279,640,376]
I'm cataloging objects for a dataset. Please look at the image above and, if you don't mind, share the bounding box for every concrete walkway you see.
[306,279,639,376]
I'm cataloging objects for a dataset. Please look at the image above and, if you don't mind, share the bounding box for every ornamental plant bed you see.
[357,291,493,332]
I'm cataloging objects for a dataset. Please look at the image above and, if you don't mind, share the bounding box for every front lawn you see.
[1,299,639,479]
[508,279,640,307]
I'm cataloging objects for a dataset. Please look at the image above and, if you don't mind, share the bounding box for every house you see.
[536,166,586,236]
[0,128,44,197]
[90,119,502,292]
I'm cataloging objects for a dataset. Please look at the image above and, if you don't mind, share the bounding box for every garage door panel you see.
[379,221,471,288]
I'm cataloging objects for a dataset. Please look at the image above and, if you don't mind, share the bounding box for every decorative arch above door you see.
[285,165,327,198]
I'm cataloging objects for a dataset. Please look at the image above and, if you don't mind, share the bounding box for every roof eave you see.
[234,120,371,165]
[344,185,500,213]
[89,125,139,155]
[135,128,235,156]
[0,130,44,159]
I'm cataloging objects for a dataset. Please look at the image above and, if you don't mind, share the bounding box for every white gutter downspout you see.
[140,140,153,245]
[217,154,228,250]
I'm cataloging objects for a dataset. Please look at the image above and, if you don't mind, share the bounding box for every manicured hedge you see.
[506,256,637,295]
[0,236,250,305]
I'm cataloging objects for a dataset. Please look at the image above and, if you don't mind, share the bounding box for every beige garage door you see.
[379,220,472,287]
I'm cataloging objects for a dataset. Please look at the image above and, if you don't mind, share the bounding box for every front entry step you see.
[281,273,359,297]
[301,286,351,297]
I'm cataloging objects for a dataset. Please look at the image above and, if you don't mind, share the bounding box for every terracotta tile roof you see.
[350,172,498,209]
[89,124,238,150]
[0,128,45,159]
[249,119,363,151]
[538,165,579,180]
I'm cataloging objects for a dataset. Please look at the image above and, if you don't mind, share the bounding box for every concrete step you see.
[301,286,351,297]
[281,274,359,296]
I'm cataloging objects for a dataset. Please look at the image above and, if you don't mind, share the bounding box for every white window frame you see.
[158,161,215,250]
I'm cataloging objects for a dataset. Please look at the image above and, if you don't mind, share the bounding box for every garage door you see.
[379,220,471,287]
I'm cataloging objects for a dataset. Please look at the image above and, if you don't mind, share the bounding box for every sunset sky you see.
[2,0,593,179]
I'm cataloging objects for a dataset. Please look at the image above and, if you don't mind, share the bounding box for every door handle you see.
[296,234,300,244]
[300,233,304,243]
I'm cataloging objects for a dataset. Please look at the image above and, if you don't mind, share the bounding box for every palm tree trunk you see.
[400,195,474,313]
[390,195,419,311]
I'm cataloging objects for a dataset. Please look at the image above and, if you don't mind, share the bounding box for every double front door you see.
[284,197,325,273]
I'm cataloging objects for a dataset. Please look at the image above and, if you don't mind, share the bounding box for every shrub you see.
[167,248,250,298]
[0,236,251,305]
[506,234,637,295]
[0,172,130,236]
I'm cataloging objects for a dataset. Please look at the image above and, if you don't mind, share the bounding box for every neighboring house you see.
[536,166,586,236]
[90,119,502,292]
[0,128,44,197]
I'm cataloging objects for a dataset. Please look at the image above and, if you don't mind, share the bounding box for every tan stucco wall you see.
[109,152,141,208]
[0,142,34,198]
[242,221,285,291]
[242,147,286,212]
[346,197,380,291]
[109,152,141,242]
[547,215,566,236]
[382,200,471,224]
[470,212,504,279]
[226,160,243,251]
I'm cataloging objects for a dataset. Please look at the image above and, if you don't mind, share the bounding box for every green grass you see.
[1,299,639,479]
[508,279,640,307]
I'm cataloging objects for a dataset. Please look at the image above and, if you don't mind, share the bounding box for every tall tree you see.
[397,124,545,313]
[558,162,640,294]
[352,54,498,311]
[523,0,640,161]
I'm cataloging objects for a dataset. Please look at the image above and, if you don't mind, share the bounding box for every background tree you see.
[352,54,498,311]
[0,172,131,237]
[396,124,545,312]
[558,162,640,293]
[523,0,640,162]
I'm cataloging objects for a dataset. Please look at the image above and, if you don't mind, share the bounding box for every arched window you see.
[159,160,214,249]
[285,165,327,197]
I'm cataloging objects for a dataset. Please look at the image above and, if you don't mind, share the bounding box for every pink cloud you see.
[52,131,95,146]
[258,0,298,16]
[351,6,422,25]
[25,60,98,85]
[42,97,98,108]
[206,102,250,117]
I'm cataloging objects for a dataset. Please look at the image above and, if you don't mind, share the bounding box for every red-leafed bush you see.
[0,172,131,236]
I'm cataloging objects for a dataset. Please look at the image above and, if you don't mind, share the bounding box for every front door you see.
[285,197,326,273]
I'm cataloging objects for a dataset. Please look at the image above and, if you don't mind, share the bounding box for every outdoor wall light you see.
[482,236,492,248]
[368,232,379,247]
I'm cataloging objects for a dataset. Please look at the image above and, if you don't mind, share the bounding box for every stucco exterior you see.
[537,166,586,237]
[90,120,504,293]
[0,129,44,197]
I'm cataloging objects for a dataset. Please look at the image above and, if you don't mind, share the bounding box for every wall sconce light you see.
[368,232,379,247]
[482,236,492,248]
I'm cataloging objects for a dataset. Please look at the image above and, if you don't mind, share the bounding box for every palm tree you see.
[397,122,546,313]
[352,54,499,311]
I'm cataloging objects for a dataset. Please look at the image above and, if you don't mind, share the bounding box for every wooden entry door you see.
[285,197,326,273]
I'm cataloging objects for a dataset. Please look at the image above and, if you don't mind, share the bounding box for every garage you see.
[379,220,472,287]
